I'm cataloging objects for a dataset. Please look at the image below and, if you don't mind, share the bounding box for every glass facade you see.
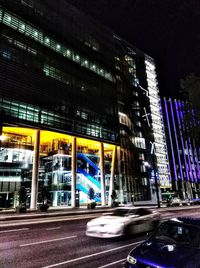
[0,0,119,208]
[114,38,153,203]
[145,55,171,190]
[0,1,118,144]
[0,8,114,82]
[0,127,115,208]
[163,98,200,199]
[0,0,172,208]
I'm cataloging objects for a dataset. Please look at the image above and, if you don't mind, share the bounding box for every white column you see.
[71,137,77,208]
[100,142,106,206]
[30,129,40,210]
[117,147,123,203]
[53,191,58,207]
[108,146,117,206]
[193,183,197,198]
[182,181,185,199]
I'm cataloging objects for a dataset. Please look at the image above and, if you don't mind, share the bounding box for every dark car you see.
[191,198,200,205]
[124,217,200,268]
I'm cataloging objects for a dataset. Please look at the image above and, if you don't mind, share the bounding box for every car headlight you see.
[127,255,137,264]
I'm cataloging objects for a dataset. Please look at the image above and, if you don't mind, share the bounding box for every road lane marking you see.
[46,227,61,231]
[42,240,143,268]
[20,235,77,247]
[0,214,97,227]
[0,228,29,233]
[98,258,126,268]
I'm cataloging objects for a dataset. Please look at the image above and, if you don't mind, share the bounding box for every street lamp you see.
[150,142,160,208]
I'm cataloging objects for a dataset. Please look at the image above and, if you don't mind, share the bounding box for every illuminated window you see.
[136,121,142,127]
[138,153,145,160]
[44,37,50,45]
[56,44,61,50]
[0,9,114,82]
[1,50,11,59]
[83,60,88,66]
[133,91,138,97]
[21,0,34,8]
[133,137,146,149]
[19,22,25,32]
[116,75,121,80]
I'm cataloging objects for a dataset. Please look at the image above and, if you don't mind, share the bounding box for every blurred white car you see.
[86,207,160,238]
[171,197,182,207]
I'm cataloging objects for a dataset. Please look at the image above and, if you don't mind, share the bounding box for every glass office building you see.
[0,0,170,209]
[114,38,171,204]
[163,98,200,199]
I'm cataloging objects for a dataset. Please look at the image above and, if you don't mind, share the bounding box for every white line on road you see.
[0,228,29,233]
[46,227,61,231]
[0,214,97,228]
[20,235,77,247]
[41,240,143,268]
[97,258,126,268]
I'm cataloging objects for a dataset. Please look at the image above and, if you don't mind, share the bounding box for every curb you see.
[0,205,199,226]
[0,207,114,222]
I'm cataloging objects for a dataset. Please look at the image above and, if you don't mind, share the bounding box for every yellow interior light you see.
[2,127,114,151]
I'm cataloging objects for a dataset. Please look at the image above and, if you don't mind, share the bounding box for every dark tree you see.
[38,187,51,205]
[181,74,200,111]
[180,74,200,144]
[16,186,27,213]
[38,186,51,212]
[111,189,118,207]
[18,186,27,205]
[87,187,95,200]
[111,190,118,201]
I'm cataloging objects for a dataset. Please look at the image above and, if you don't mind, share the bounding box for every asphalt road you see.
[0,217,144,268]
[0,207,200,268]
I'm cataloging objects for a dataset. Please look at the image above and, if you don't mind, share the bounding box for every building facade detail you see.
[0,0,172,209]
[163,98,200,199]
[145,56,171,190]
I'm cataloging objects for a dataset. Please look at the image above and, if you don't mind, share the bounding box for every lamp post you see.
[144,161,151,200]
[150,142,160,208]
[152,154,160,208]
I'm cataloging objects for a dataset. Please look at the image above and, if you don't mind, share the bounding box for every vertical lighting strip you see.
[180,101,190,181]
[175,100,189,181]
[164,98,177,181]
[188,137,196,181]
[188,137,197,181]
[191,107,200,181]
[188,105,197,181]
[185,139,193,182]
[181,102,193,182]
[193,146,200,182]
[172,100,184,180]
[170,99,183,180]
[145,55,171,188]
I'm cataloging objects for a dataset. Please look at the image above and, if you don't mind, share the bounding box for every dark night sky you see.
[69,0,200,97]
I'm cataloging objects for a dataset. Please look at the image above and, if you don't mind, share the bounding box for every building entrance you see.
[0,192,14,208]
[52,191,71,206]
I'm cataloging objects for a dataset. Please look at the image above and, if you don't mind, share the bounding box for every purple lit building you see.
[162,98,200,199]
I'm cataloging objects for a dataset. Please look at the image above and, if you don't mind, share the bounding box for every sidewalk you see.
[0,204,199,225]
[0,205,113,222]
